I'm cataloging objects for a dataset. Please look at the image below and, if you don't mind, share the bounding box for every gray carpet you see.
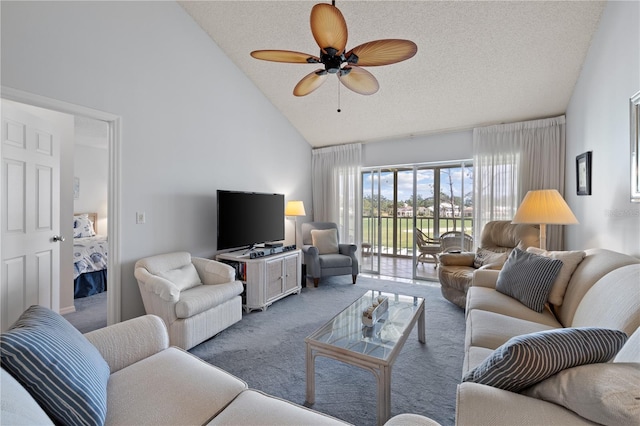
[190,276,465,426]
[63,291,108,333]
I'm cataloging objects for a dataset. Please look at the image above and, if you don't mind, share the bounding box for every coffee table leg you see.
[418,302,426,343]
[377,365,392,426]
[305,343,315,404]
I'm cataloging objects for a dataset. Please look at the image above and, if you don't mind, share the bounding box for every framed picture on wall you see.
[576,151,592,196]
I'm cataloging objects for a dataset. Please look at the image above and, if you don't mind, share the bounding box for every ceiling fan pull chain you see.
[337,81,341,113]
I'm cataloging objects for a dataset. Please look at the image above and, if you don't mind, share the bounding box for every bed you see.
[73,212,108,298]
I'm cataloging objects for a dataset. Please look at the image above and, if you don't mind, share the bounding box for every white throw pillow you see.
[523,363,640,426]
[157,263,202,292]
[311,228,339,254]
[526,247,586,306]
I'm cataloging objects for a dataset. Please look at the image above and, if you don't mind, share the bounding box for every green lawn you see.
[362,216,473,251]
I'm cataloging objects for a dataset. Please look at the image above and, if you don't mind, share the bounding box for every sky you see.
[364,166,473,203]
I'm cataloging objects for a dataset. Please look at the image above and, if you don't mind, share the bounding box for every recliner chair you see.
[438,221,539,309]
[134,251,243,350]
[301,222,358,287]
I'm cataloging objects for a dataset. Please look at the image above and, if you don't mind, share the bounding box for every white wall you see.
[362,130,473,167]
[73,144,108,234]
[1,1,312,320]
[565,1,640,256]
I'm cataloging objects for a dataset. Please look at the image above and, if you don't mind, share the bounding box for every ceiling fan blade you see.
[338,66,379,95]
[345,39,418,66]
[293,69,328,96]
[250,50,320,64]
[310,3,348,54]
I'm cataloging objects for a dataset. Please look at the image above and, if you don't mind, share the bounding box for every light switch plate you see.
[136,212,146,224]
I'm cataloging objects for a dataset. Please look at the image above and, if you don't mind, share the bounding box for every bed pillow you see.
[496,248,563,312]
[522,362,640,426]
[526,247,586,306]
[311,228,339,254]
[73,214,96,238]
[0,305,110,426]
[462,327,628,392]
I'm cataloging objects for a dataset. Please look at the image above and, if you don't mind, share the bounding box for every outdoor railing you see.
[362,216,473,257]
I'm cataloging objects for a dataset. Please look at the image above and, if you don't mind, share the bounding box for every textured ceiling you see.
[180,1,606,148]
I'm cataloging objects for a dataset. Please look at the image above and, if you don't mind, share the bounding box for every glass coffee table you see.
[305,290,425,426]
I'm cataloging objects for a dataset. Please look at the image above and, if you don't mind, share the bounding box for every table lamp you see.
[285,200,306,248]
[512,189,578,250]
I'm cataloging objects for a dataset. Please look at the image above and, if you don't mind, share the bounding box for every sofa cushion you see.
[0,368,54,425]
[473,247,508,269]
[318,253,352,268]
[615,328,640,363]
[175,281,243,318]
[157,263,202,292]
[462,327,628,392]
[465,287,561,328]
[463,346,495,376]
[0,305,110,426]
[496,248,563,313]
[526,247,586,306]
[571,264,640,337]
[465,309,558,351]
[207,389,348,425]
[555,248,640,327]
[311,228,339,254]
[523,363,640,426]
[106,347,247,425]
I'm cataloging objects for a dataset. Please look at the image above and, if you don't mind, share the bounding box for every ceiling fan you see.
[250,1,418,97]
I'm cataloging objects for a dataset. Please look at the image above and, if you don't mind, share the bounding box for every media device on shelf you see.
[217,190,285,251]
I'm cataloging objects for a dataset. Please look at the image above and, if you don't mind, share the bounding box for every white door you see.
[1,100,61,331]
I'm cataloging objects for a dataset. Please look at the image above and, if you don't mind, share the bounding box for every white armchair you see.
[134,252,243,350]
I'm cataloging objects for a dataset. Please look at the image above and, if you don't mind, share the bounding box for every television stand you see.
[216,249,302,312]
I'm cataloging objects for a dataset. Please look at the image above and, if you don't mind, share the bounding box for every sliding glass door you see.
[362,162,473,281]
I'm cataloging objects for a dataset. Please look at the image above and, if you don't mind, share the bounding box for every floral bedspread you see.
[73,235,108,279]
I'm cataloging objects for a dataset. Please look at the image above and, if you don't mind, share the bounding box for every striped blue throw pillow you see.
[463,327,628,392]
[0,305,110,425]
[496,248,563,312]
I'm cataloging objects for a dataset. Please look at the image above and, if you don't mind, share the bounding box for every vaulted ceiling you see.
[180,1,606,148]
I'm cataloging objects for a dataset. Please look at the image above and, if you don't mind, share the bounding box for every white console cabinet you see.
[216,249,302,312]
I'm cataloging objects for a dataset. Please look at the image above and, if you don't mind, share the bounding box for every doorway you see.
[361,161,473,281]
[1,86,121,326]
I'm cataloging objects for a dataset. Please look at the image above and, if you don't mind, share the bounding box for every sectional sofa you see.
[1,306,440,426]
[456,248,640,425]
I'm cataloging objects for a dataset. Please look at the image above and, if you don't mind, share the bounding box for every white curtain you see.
[311,143,362,246]
[473,116,566,250]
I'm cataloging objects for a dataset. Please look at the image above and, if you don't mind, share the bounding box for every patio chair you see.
[439,231,473,253]
[416,228,441,268]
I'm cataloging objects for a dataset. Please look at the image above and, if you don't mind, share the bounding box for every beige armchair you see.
[438,221,540,309]
[134,251,244,350]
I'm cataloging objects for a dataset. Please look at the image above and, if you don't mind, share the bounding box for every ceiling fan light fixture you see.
[250,1,417,97]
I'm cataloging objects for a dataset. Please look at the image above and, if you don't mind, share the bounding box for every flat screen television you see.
[217,190,285,250]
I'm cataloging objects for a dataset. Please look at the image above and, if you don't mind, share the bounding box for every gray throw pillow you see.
[462,327,628,392]
[496,248,563,312]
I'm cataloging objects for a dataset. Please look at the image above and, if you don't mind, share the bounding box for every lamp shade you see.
[285,200,306,216]
[512,189,578,225]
